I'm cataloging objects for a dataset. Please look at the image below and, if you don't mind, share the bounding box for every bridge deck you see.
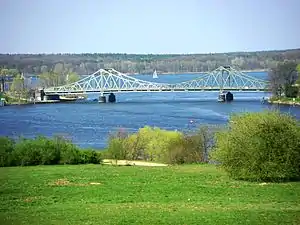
[45,87,268,95]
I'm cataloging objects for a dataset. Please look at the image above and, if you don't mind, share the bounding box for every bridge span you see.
[44,66,269,102]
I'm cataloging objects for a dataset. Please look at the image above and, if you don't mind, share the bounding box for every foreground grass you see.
[0,164,299,225]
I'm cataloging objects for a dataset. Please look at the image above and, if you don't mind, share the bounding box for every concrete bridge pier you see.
[218,91,234,102]
[108,93,116,103]
[98,93,106,103]
[226,91,234,102]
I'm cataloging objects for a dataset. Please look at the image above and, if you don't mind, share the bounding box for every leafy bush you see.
[211,111,300,182]
[165,126,215,164]
[106,126,213,164]
[13,137,45,166]
[107,129,130,161]
[0,136,102,167]
[79,149,102,164]
[135,126,182,161]
[0,137,15,167]
[59,145,81,164]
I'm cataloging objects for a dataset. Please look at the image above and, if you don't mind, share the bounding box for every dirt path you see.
[102,159,168,167]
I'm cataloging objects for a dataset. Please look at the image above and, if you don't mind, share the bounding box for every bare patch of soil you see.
[49,179,102,187]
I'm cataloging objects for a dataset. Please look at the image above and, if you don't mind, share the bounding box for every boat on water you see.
[218,91,226,102]
[59,96,78,102]
[59,95,86,102]
[153,70,158,79]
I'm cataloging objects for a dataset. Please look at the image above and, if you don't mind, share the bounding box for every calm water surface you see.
[1,73,299,149]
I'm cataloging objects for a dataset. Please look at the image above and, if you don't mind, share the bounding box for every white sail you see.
[153,70,158,79]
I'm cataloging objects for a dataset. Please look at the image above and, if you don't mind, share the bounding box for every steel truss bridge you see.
[44,66,269,95]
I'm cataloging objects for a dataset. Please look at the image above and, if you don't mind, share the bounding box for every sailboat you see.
[152,70,158,79]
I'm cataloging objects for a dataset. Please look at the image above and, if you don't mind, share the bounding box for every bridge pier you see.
[218,91,234,102]
[108,93,116,103]
[226,91,234,102]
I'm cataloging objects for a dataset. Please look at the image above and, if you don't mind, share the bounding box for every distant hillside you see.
[0,49,300,75]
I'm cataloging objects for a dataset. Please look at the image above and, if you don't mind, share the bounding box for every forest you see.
[0,48,300,75]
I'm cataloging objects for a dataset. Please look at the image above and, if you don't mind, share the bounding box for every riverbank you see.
[268,97,300,106]
[1,164,299,225]
[127,69,268,76]
[3,100,61,106]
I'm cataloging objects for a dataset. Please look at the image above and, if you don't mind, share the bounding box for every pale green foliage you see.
[39,70,80,87]
[107,130,129,162]
[107,126,212,164]
[39,72,56,87]
[67,72,80,84]
[39,71,65,87]
[10,74,23,92]
[10,74,28,102]
[107,126,182,162]
[211,111,300,182]
[134,126,182,161]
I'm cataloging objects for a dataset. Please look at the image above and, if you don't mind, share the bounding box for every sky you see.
[0,0,299,54]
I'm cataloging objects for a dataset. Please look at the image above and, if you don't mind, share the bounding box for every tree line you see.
[268,61,300,100]
[0,67,80,103]
[1,49,300,75]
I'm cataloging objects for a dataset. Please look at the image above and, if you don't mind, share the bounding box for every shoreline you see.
[125,70,268,76]
[268,99,300,106]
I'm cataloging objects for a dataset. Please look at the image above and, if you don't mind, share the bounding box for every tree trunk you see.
[1,77,4,92]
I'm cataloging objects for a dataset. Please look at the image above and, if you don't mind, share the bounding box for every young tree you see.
[10,74,26,103]
[0,68,9,92]
[66,72,80,84]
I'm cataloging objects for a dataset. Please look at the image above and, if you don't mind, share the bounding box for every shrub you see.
[12,136,80,166]
[0,137,15,167]
[211,111,300,182]
[165,126,214,164]
[107,126,204,164]
[79,149,102,164]
[0,136,102,167]
[13,137,44,166]
[107,129,130,161]
[108,126,182,162]
[59,145,81,165]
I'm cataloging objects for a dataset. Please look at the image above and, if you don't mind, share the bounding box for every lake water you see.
[1,72,299,149]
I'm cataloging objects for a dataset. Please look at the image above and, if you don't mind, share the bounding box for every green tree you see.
[0,68,19,92]
[66,72,80,84]
[211,111,300,182]
[39,72,53,88]
[0,68,9,92]
[10,74,27,103]
[39,71,63,87]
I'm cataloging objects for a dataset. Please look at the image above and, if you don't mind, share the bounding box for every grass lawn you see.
[0,164,300,225]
